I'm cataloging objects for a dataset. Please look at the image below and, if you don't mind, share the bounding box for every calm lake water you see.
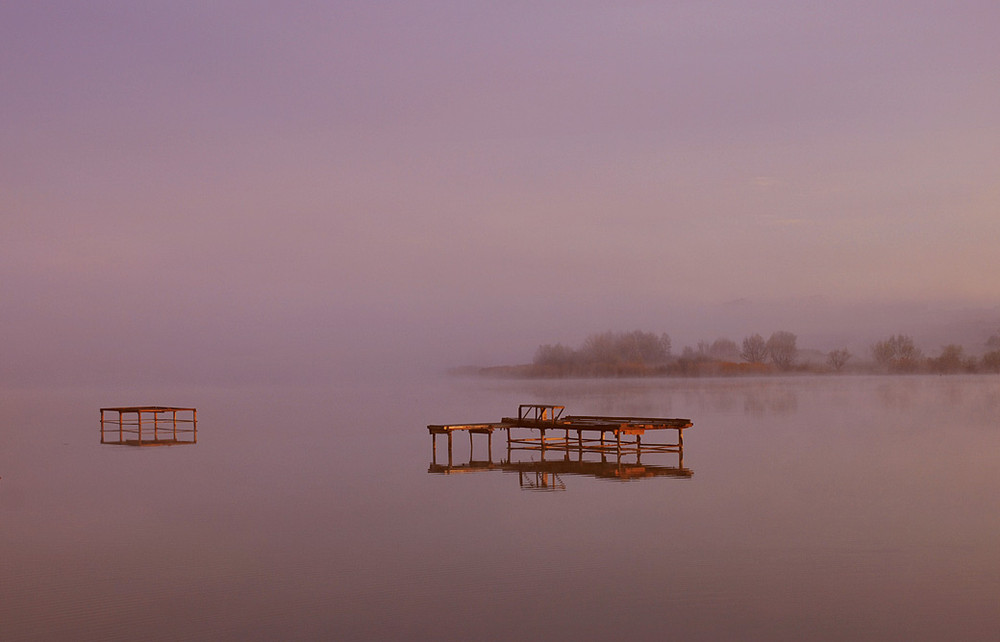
[2,374,999,641]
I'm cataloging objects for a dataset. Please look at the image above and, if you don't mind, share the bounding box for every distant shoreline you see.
[462,329,1000,378]
[452,364,1000,379]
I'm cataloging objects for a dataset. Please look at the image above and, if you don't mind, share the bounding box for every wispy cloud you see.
[750,176,782,190]
[759,214,805,227]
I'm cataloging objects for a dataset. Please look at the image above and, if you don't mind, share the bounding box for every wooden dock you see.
[100,406,197,446]
[428,404,692,488]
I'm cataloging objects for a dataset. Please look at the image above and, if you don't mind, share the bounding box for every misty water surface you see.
[2,374,999,641]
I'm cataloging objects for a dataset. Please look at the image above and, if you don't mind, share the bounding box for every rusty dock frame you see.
[428,404,692,487]
[100,406,197,446]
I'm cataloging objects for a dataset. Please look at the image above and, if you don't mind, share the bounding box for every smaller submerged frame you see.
[100,406,197,446]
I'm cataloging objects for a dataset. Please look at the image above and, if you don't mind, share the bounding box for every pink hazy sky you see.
[2,2,999,382]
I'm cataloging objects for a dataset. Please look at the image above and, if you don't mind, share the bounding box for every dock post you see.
[488,431,493,461]
[119,411,123,442]
[447,432,453,467]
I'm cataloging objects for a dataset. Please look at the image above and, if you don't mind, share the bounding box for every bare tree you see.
[534,343,575,368]
[618,330,670,364]
[929,344,964,373]
[740,333,768,363]
[578,331,670,367]
[708,338,740,362]
[581,331,617,365]
[871,334,922,372]
[659,333,672,359]
[871,339,895,368]
[767,331,798,370]
[827,348,852,371]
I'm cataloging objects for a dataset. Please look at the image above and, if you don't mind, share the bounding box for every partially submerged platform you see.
[100,406,197,446]
[428,404,692,488]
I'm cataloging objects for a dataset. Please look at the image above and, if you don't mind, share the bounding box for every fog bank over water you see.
[4,293,998,386]
[3,3,999,385]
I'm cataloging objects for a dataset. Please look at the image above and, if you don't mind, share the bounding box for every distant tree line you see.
[477,329,1000,378]
[533,331,672,376]
[871,334,1000,374]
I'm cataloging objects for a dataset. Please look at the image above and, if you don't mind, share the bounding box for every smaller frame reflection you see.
[99,406,198,446]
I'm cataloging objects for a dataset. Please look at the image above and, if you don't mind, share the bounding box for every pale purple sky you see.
[3,2,999,382]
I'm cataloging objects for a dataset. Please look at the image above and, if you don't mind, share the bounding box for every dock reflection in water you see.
[428,404,692,490]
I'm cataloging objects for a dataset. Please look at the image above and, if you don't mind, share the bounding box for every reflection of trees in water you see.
[501,378,806,418]
[509,380,668,417]
[876,377,977,410]
[483,374,1000,424]
[873,375,1000,425]
[875,380,918,409]
[707,391,738,413]
[938,380,966,408]
[741,389,798,417]
[978,388,1000,418]
[676,383,799,417]
[877,377,971,410]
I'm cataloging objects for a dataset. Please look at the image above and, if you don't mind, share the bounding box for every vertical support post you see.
[137,410,142,445]
[173,409,178,440]
[100,409,105,444]
[488,431,493,462]
[119,411,123,442]
[432,433,437,465]
[193,408,198,443]
[447,432,453,467]
[469,430,474,460]
[154,410,159,441]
